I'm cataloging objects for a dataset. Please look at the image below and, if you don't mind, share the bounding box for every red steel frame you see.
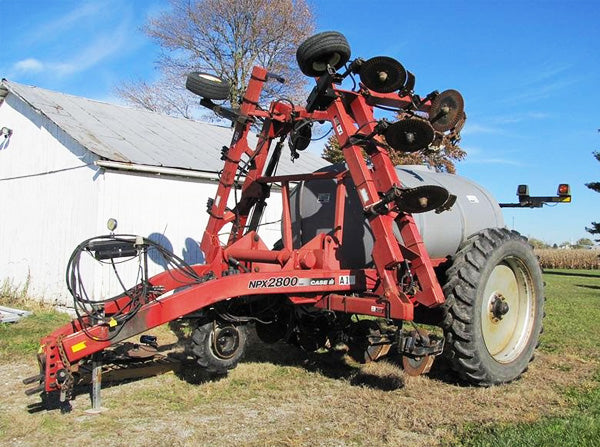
[39,65,447,394]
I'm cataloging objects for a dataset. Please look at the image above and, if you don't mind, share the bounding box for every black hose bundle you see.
[65,234,203,341]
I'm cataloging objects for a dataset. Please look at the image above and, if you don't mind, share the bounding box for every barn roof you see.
[0,79,328,176]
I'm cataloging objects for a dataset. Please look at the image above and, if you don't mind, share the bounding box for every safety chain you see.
[56,335,75,401]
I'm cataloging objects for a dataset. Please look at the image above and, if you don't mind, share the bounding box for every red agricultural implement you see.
[24,31,568,410]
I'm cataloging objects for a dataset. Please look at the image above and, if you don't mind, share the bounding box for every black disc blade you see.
[396,185,450,214]
[385,118,435,152]
[428,89,464,132]
[359,56,407,93]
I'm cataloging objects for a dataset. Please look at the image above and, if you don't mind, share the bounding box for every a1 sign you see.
[338,275,356,286]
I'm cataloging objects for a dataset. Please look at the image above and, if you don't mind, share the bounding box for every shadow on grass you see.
[243,331,354,380]
[27,329,461,413]
[26,345,227,414]
[244,341,409,391]
[425,356,463,385]
[242,329,459,390]
[544,270,600,279]
[575,284,600,291]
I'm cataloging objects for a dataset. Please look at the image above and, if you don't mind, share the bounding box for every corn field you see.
[534,249,600,270]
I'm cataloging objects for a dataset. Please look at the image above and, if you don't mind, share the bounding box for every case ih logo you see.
[309,278,335,286]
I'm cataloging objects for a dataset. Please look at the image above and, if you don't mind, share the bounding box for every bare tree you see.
[117,74,197,118]
[116,0,315,115]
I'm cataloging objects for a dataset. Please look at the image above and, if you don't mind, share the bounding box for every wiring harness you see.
[65,234,203,341]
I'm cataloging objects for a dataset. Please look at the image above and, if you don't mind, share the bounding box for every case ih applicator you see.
[24,31,570,409]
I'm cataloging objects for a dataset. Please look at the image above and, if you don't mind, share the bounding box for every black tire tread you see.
[186,72,230,100]
[296,31,351,77]
[191,321,247,374]
[440,228,545,386]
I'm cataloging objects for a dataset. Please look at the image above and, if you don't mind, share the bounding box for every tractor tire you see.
[440,228,544,385]
[186,72,230,100]
[191,320,247,374]
[296,31,351,77]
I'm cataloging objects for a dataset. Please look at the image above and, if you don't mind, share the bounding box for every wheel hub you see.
[480,260,535,363]
[312,53,341,72]
[490,294,510,321]
[213,326,240,359]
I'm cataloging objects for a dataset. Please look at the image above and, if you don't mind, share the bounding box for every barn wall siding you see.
[94,170,283,299]
[0,90,286,306]
[0,93,100,305]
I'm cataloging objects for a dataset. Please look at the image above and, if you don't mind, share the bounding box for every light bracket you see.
[500,184,571,208]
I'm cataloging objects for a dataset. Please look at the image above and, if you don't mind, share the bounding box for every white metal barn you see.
[0,80,328,306]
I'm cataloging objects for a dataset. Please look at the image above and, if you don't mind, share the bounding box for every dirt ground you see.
[1,332,597,447]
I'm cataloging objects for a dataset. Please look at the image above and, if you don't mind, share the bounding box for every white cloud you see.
[489,112,551,125]
[502,78,578,105]
[522,64,572,87]
[462,158,524,167]
[13,58,45,73]
[460,145,483,156]
[10,15,135,79]
[52,25,131,76]
[461,123,501,136]
[23,2,105,45]
[460,113,550,137]
[457,146,524,166]
[500,63,579,106]
[527,112,550,120]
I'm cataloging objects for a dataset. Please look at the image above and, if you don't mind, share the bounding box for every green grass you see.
[540,269,600,358]
[0,297,71,359]
[451,373,600,447]
[449,269,600,447]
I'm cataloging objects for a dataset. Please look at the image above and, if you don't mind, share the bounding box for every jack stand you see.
[85,352,107,414]
[59,396,72,414]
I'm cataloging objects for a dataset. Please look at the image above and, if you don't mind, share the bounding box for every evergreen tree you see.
[585,151,600,241]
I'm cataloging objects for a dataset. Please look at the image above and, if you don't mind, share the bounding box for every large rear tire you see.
[191,320,247,374]
[441,228,544,385]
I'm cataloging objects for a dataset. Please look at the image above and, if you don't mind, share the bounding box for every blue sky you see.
[1,0,598,244]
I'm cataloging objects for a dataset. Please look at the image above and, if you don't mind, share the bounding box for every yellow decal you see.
[38,344,45,354]
[109,317,118,328]
[71,341,87,353]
